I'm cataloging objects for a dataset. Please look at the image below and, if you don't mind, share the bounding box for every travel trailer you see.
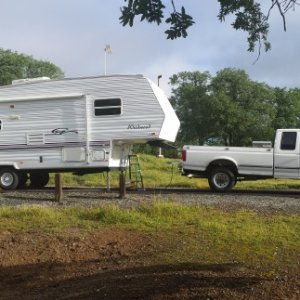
[0,75,180,189]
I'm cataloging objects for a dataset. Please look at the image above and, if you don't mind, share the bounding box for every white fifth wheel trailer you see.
[0,75,180,189]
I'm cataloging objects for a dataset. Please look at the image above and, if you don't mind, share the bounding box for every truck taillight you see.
[182,149,186,161]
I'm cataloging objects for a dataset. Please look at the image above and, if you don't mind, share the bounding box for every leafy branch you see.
[119,0,299,53]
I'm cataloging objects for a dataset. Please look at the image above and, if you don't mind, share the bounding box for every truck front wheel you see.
[208,168,236,192]
[0,168,20,190]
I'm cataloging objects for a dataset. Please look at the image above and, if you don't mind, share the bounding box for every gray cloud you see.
[0,0,299,94]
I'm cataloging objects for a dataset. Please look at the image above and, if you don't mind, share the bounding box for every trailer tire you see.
[0,168,20,190]
[30,172,50,188]
[208,168,236,192]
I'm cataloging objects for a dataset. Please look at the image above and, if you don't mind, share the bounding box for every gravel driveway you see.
[0,189,299,215]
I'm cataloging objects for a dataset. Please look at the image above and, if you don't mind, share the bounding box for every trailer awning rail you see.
[0,93,84,102]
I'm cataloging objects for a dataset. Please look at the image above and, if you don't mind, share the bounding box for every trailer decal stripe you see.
[0,140,110,151]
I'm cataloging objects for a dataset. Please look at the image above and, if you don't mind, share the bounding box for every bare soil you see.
[0,229,299,300]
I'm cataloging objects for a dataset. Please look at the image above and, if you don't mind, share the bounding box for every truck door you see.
[274,131,300,179]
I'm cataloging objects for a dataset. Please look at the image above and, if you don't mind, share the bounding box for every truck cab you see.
[274,129,300,179]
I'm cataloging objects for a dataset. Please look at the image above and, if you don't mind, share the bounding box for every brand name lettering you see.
[127,124,151,130]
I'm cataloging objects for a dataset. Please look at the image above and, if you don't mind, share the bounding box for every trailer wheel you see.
[208,168,236,192]
[0,168,20,190]
[30,173,50,188]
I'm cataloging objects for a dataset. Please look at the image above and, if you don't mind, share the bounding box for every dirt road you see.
[0,228,299,300]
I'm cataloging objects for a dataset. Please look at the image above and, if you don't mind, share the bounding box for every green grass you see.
[46,153,300,190]
[1,201,299,271]
[3,154,300,272]
[236,178,300,190]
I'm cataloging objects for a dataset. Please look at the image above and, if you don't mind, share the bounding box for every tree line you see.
[170,69,300,147]
[0,48,63,86]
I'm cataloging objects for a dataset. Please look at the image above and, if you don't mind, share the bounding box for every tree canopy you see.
[170,68,300,146]
[0,49,64,86]
[120,0,298,52]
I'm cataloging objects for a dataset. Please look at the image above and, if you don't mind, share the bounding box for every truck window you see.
[0,120,2,130]
[281,132,297,150]
[94,98,121,116]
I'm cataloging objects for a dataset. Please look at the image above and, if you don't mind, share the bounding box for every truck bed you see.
[182,145,274,177]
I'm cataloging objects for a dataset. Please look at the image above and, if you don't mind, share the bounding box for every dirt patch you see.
[0,230,299,300]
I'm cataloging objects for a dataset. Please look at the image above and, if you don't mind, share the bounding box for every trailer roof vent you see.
[12,77,50,85]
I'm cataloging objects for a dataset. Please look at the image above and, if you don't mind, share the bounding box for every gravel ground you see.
[0,189,299,214]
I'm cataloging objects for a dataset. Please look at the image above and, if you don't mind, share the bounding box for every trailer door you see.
[62,95,90,163]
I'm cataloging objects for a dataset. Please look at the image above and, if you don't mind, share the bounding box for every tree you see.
[0,49,64,86]
[272,88,300,129]
[170,68,276,146]
[120,0,298,53]
[169,71,212,145]
[210,68,275,145]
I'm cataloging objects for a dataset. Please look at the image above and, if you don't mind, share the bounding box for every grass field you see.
[47,153,300,190]
[0,201,299,273]
[2,154,300,274]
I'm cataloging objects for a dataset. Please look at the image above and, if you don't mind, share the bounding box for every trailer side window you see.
[94,98,121,116]
[281,132,297,150]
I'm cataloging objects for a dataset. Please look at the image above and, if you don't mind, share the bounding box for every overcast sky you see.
[0,0,299,95]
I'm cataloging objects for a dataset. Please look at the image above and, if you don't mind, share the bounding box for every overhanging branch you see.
[268,0,299,31]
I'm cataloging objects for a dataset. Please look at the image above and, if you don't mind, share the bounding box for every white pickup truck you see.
[181,129,300,192]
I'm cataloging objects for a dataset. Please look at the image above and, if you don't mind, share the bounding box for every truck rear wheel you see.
[208,168,236,192]
[0,168,20,190]
[30,172,50,188]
